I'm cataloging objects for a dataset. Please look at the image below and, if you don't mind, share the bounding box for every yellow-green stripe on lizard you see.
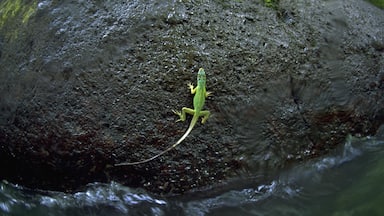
[115,68,211,166]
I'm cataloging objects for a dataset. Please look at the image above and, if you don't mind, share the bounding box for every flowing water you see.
[1,131,383,216]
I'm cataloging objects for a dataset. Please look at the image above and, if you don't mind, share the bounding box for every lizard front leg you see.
[188,83,197,94]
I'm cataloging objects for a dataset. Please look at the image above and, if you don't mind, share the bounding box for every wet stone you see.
[0,0,383,195]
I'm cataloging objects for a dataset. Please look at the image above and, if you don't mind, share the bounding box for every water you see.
[1,132,383,216]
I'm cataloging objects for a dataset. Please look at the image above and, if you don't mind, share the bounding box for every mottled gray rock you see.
[0,0,383,194]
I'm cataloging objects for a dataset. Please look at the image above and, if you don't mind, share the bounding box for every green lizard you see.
[115,68,211,166]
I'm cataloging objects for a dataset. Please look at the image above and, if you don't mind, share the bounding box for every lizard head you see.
[197,68,206,85]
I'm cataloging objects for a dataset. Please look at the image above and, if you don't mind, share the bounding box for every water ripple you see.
[1,134,383,215]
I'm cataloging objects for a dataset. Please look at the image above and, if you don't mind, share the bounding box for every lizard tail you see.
[114,116,198,166]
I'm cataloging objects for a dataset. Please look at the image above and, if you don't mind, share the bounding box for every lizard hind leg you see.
[173,107,195,122]
[199,110,211,124]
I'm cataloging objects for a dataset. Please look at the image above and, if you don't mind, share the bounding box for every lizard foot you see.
[187,82,194,90]
[172,109,183,122]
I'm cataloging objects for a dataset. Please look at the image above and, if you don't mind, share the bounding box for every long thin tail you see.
[114,116,197,166]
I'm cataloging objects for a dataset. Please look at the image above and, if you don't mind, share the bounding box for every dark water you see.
[1,131,383,216]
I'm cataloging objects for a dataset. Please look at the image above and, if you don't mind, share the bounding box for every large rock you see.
[0,0,383,194]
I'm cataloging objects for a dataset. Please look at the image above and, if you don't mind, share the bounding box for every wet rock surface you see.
[0,0,383,195]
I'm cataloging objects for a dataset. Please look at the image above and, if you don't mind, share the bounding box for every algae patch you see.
[0,0,38,39]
